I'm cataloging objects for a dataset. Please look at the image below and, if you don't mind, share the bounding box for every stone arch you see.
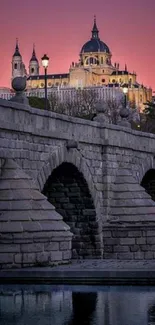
[42,162,102,259]
[132,155,155,184]
[141,169,155,201]
[37,146,103,258]
[37,146,100,215]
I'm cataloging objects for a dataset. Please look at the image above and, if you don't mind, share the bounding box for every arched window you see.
[14,63,17,69]
[85,57,97,65]
[31,68,34,73]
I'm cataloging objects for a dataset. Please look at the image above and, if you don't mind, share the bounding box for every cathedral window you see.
[14,63,17,69]
[140,95,143,103]
[31,68,34,73]
[86,57,97,65]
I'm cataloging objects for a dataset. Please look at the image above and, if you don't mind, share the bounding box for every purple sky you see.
[0,0,155,90]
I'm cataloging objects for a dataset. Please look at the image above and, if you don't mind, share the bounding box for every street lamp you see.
[122,85,128,108]
[41,54,49,110]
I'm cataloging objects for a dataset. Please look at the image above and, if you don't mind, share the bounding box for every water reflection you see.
[148,304,155,324]
[66,292,97,325]
[1,285,155,325]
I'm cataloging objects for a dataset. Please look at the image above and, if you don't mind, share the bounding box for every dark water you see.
[0,285,155,325]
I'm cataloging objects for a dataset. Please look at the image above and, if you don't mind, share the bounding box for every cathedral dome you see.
[81,39,110,54]
[80,17,110,54]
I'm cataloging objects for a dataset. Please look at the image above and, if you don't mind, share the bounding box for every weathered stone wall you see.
[1,99,155,261]
[103,226,155,260]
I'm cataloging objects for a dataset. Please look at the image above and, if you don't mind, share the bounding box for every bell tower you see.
[29,44,39,76]
[12,39,24,80]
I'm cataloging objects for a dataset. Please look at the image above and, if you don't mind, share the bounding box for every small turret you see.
[12,39,25,80]
[29,44,39,76]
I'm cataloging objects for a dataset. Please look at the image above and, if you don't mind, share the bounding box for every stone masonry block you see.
[62,250,71,260]
[36,252,49,264]
[130,245,140,252]
[146,231,155,237]
[14,253,22,264]
[50,251,63,262]
[21,243,43,253]
[147,237,155,245]
[102,231,112,238]
[0,253,14,264]
[60,241,71,250]
[114,246,129,252]
[128,231,142,237]
[23,253,36,264]
[117,253,133,260]
[112,231,129,238]
[144,252,154,259]
[136,237,146,245]
[0,244,20,253]
[134,252,144,259]
[44,242,59,251]
[120,238,135,245]
[104,246,113,253]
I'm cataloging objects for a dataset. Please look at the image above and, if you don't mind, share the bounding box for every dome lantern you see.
[91,15,99,40]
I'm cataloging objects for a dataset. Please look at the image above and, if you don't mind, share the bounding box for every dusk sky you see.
[0,0,155,90]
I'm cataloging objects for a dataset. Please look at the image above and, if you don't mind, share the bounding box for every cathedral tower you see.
[29,45,39,76]
[12,39,26,80]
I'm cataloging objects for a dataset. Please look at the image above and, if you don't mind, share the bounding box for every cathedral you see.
[11,17,152,111]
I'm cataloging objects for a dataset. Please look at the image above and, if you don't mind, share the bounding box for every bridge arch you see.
[141,169,155,201]
[132,156,155,185]
[37,146,103,258]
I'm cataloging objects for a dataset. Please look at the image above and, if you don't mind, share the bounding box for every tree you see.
[28,97,50,110]
[102,97,124,124]
[48,88,98,119]
[144,100,155,118]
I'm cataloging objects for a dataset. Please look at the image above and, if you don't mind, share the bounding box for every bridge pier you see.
[0,159,72,269]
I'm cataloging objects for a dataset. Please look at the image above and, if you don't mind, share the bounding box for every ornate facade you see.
[11,18,152,111]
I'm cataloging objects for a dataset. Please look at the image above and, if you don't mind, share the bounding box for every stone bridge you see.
[1,98,155,268]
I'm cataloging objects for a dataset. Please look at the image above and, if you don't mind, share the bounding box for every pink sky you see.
[0,0,154,90]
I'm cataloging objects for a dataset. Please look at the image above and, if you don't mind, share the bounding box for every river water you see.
[0,284,155,325]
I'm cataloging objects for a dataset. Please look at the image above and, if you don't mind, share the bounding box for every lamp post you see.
[123,86,128,108]
[41,54,49,110]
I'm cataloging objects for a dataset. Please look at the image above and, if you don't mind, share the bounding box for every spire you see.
[30,44,38,62]
[91,15,99,39]
[13,38,21,57]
